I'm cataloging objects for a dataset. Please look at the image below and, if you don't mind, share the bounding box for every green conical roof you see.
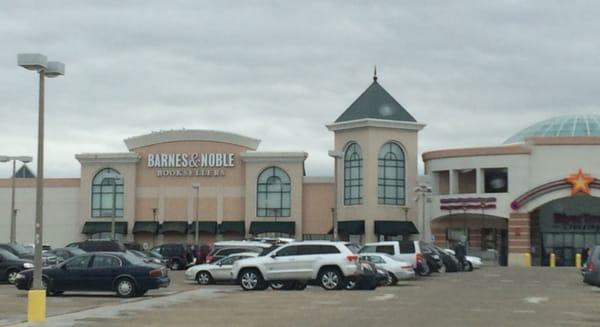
[14,165,35,178]
[335,79,416,123]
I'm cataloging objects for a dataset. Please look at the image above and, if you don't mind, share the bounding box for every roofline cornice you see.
[422,145,531,161]
[123,130,261,151]
[240,151,308,163]
[76,153,141,164]
[326,118,426,132]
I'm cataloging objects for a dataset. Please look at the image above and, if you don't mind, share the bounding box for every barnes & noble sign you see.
[147,152,235,177]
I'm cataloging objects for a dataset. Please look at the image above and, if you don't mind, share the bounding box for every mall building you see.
[2,74,600,267]
[0,75,424,251]
[423,114,600,266]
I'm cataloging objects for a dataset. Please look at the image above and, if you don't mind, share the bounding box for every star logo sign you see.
[565,169,595,195]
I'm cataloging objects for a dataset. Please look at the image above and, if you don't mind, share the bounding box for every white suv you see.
[231,241,362,291]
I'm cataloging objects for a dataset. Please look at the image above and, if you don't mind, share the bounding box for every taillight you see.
[149,269,162,278]
[206,256,214,263]
[346,255,358,262]
[589,261,595,272]
[416,253,423,262]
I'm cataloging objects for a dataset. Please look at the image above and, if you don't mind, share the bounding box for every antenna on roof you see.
[373,65,378,81]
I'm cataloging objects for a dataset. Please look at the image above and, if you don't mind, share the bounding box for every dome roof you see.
[503,114,600,144]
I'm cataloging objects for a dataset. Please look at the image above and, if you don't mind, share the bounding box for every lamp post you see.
[152,208,158,247]
[414,184,432,241]
[110,177,123,241]
[328,150,343,241]
[0,155,32,243]
[192,184,200,245]
[18,53,65,323]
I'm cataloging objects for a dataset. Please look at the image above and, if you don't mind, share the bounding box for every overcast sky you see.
[1,1,600,178]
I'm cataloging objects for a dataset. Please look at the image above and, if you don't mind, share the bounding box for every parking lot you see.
[0,267,598,327]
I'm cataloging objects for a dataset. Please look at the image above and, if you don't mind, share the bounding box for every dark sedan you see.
[14,252,170,297]
[0,249,34,284]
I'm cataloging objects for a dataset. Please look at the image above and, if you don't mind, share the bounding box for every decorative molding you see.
[440,197,497,211]
[526,136,600,145]
[75,153,140,164]
[240,151,308,163]
[303,176,334,184]
[123,129,261,151]
[511,176,600,210]
[422,144,531,161]
[326,118,426,132]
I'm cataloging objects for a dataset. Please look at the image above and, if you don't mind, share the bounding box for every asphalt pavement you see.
[2,267,599,327]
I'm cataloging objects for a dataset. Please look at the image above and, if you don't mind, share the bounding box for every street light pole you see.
[328,150,343,241]
[192,184,200,245]
[0,155,32,243]
[18,53,65,323]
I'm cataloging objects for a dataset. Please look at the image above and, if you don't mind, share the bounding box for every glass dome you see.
[503,114,600,144]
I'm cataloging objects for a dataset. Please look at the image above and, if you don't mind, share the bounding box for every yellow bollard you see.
[27,290,46,322]
[549,253,556,268]
[523,253,531,267]
[576,253,582,269]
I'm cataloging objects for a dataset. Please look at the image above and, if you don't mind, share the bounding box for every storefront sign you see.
[147,152,235,177]
[552,213,600,232]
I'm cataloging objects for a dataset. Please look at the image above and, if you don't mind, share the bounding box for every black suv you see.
[0,248,34,284]
[0,243,34,260]
[66,240,127,252]
[151,244,194,270]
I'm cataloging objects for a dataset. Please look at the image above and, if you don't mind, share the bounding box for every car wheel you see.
[383,272,396,286]
[270,281,285,290]
[319,268,343,290]
[170,260,181,270]
[6,269,19,285]
[438,263,447,273]
[196,271,213,285]
[115,278,136,298]
[239,269,265,291]
[344,279,357,290]
[417,263,430,276]
[465,262,473,272]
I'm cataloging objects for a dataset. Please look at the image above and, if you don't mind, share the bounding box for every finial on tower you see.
[373,65,378,81]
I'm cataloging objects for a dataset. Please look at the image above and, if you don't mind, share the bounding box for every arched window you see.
[378,142,406,205]
[256,167,291,217]
[91,168,124,218]
[344,143,363,205]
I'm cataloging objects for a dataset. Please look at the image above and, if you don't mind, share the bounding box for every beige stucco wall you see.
[333,126,420,242]
[302,181,335,234]
[242,153,307,240]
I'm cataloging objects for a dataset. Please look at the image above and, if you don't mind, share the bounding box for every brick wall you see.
[508,212,530,254]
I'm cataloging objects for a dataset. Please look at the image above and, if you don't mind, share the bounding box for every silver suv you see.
[231,241,362,291]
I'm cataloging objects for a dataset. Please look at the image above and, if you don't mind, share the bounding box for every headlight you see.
[23,263,34,269]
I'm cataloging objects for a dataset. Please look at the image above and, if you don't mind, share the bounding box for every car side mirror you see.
[270,254,277,259]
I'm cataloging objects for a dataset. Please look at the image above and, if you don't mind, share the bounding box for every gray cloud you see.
[1,1,600,178]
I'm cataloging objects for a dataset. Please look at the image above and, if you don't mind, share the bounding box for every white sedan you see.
[185,252,258,285]
[359,253,415,285]
[443,249,483,270]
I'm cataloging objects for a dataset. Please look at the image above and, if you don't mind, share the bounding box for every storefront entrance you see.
[531,195,600,266]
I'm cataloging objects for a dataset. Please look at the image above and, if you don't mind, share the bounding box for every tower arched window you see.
[257,167,291,217]
[91,168,124,218]
[344,142,363,205]
[378,142,405,205]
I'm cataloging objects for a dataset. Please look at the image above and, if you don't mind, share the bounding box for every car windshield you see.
[122,252,145,265]
[12,244,33,255]
[345,243,360,254]
[0,248,19,260]
[259,245,280,256]
[147,251,163,259]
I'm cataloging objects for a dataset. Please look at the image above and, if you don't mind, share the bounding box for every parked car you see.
[151,244,194,270]
[66,240,127,252]
[360,253,416,285]
[185,252,258,285]
[0,243,34,260]
[0,249,34,284]
[344,260,382,290]
[145,250,168,266]
[206,241,273,263]
[359,241,430,276]
[432,246,463,272]
[443,248,482,271]
[45,248,87,264]
[583,245,600,287]
[231,241,365,291]
[420,243,446,273]
[129,249,166,266]
[14,252,170,297]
